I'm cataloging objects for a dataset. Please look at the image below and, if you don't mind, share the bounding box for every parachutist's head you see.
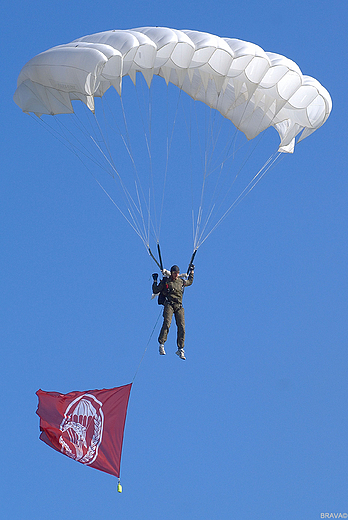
[170,265,180,279]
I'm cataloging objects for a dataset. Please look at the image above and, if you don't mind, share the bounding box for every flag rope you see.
[132,309,163,383]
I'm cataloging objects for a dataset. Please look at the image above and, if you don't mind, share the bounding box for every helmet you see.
[170,265,180,273]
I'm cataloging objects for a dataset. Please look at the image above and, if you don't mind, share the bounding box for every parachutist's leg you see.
[174,307,185,349]
[158,304,174,345]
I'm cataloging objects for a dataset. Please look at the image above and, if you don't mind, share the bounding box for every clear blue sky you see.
[2,1,347,519]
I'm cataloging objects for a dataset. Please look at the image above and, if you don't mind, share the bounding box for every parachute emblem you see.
[59,393,104,464]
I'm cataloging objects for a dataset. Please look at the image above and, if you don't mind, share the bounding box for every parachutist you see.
[152,264,194,359]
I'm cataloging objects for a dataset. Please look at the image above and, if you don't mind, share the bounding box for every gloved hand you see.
[189,264,195,272]
[152,273,158,281]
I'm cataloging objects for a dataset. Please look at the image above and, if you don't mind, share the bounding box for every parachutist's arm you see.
[184,270,194,287]
[152,278,164,294]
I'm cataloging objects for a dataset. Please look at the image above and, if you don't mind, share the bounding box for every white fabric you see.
[14,27,332,153]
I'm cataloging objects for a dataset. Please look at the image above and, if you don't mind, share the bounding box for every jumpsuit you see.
[152,271,194,349]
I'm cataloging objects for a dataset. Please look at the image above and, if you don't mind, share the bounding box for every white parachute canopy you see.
[14,27,331,153]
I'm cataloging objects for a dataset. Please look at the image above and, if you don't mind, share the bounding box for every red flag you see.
[36,384,132,478]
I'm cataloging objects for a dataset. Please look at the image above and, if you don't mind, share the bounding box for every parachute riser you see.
[187,249,197,274]
[157,243,164,271]
[149,244,196,276]
[148,247,162,270]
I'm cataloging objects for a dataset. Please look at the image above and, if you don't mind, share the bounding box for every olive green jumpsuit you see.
[152,271,194,349]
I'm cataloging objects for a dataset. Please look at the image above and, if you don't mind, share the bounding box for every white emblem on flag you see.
[59,393,104,464]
